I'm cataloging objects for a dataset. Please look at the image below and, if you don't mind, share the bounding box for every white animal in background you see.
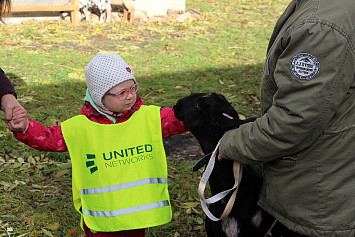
[110,0,135,23]
[79,0,112,24]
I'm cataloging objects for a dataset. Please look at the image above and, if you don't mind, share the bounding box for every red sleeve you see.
[160,108,187,138]
[13,120,67,152]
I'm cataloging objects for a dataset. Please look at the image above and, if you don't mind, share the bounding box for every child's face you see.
[102,79,137,113]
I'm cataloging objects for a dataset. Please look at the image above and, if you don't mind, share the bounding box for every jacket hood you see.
[82,89,144,123]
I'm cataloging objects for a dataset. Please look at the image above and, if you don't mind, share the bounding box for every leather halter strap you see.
[197,139,243,221]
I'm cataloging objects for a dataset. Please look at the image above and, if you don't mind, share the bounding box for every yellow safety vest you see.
[61,105,171,232]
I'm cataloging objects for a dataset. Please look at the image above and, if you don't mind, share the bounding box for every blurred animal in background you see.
[79,0,112,23]
[110,0,135,23]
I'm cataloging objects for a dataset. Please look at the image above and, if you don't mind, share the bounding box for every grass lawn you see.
[0,0,289,236]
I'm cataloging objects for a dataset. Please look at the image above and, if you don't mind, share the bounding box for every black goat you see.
[173,93,310,237]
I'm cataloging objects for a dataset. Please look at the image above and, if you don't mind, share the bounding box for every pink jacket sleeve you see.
[160,108,186,138]
[14,120,67,152]
[13,108,186,152]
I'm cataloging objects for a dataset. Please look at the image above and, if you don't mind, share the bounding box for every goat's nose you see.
[173,104,179,111]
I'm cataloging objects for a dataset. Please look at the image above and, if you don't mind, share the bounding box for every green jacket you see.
[220,0,355,236]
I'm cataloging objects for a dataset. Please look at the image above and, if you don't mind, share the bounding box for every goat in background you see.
[79,0,112,23]
[78,0,135,23]
[111,0,135,23]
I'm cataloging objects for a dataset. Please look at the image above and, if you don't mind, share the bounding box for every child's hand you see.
[10,105,26,123]
[6,106,29,133]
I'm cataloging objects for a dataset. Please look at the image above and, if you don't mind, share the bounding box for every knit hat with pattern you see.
[85,53,136,110]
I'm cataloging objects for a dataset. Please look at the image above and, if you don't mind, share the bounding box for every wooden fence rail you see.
[11,0,79,25]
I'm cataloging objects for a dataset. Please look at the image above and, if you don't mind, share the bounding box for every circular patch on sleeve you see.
[290,53,320,80]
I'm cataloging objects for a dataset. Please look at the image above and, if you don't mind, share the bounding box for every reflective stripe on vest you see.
[84,200,170,217]
[61,105,172,232]
[80,177,167,195]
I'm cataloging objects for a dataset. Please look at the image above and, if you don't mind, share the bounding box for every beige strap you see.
[198,140,242,221]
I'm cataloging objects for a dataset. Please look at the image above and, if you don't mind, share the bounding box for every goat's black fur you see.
[173,93,304,237]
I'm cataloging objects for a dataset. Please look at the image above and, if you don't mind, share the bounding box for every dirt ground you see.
[163,131,204,160]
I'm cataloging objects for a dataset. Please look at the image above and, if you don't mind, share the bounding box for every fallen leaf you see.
[17,157,25,163]
[7,183,19,192]
[195,217,204,224]
[14,180,26,185]
[41,228,54,237]
[0,181,11,187]
[68,228,77,235]
[28,156,36,165]
[180,202,199,209]
[19,163,31,171]
[0,215,16,218]
[12,163,23,169]
[17,96,35,103]
[4,39,20,45]
[192,207,201,214]
[55,169,70,177]
[239,114,246,120]
[32,184,48,189]
[46,222,61,230]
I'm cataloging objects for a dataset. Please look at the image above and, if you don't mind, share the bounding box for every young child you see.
[12,53,186,237]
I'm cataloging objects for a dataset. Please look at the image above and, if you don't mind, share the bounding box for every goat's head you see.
[174,93,247,154]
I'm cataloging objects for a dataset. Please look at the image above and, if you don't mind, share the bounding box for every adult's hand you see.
[1,93,25,124]
[6,106,28,133]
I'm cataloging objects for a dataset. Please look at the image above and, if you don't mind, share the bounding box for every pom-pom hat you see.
[85,53,136,110]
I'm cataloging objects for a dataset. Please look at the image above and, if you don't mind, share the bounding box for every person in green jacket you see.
[218,0,355,236]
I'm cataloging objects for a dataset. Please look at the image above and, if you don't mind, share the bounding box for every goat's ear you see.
[195,95,212,116]
[216,113,244,131]
[196,95,242,131]
[220,116,257,131]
